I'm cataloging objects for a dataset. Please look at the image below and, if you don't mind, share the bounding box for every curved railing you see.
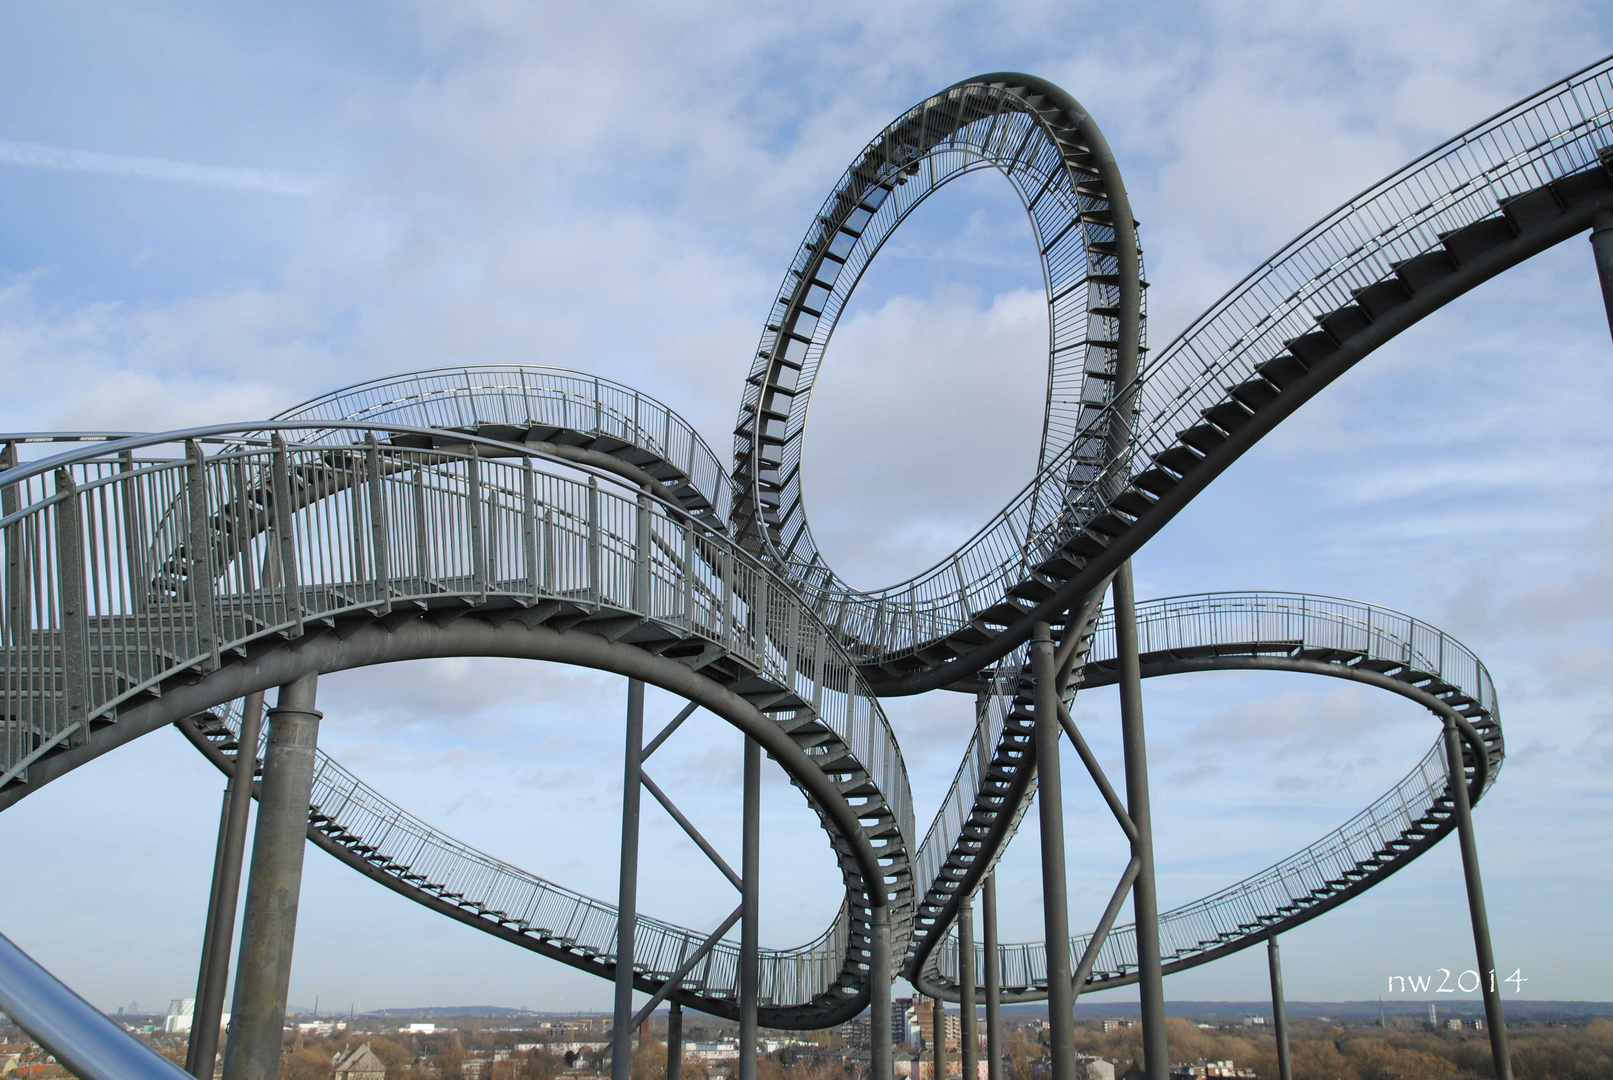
[928,592,1502,995]
[198,698,850,1008]
[276,366,733,525]
[0,424,915,1015]
[733,74,1144,581]
[13,48,1606,1059]
[778,54,1613,659]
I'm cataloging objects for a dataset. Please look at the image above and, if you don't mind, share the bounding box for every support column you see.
[221,675,321,1080]
[739,737,760,1080]
[1442,718,1513,1080]
[1030,623,1075,1080]
[959,900,976,1080]
[1113,564,1166,1080]
[871,902,892,1080]
[612,679,646,1080]
[187,692,267,1079]
[932,997,947,1080]
[982,876,1002,1080]
[666,1002,683,1080]
[1590,210,1613,340]
[1267,938,1291,1080]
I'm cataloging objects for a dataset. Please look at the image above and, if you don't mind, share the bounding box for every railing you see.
[741,78,1143,613]
[210,698,849,1006]
[275,366,734,524]
[928,591,1501,991]
[782,54,1613,658]
[0,426,915,1008]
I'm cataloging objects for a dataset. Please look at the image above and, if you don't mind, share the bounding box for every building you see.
[1168,1061,1255,1079]
[1075,1057,1115,1080]
[163,1000,194,1035]
[333,1044,387,1080]
[909,996,960,1051]
[1240,1016,1266,1027]
[891,998,914,1044]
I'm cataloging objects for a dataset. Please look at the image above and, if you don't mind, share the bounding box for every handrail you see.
[0,931,193,1080]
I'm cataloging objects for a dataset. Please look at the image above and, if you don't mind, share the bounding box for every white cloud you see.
[0,138,316,195]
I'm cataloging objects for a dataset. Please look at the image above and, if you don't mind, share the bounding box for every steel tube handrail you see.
[0,931,193,1080]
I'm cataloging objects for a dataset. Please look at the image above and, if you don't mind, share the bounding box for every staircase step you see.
[1392,249,1458,293]
[1438,216,1518,264]
[1256,356,1309,389]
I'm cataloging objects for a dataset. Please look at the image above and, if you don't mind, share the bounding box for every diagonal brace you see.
[1071,855,1142,997]
[640,770,743,890]
[643,702,699,760]
[1057,701,1138,844]
[629,904,744,1031]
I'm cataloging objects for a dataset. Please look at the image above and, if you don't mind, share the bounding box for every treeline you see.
[1064,1016,1613,1079]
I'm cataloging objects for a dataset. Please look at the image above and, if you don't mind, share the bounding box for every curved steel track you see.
[6,52,1613,1037]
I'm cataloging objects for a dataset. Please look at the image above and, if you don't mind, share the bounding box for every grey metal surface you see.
[958,899,976,1080]
[0,931,194,1080]
[224,675,321,1080]
[185,688,265,1078]
[611,679,645,1080]
[981,876,1002,1080]
[1442,717,1513,1079]
[1030,625,1074,1080]
[1114,564,1166,1080]
[1591,209,1613,338]
[1268,938,1291,1080]
[739,737,760,1080]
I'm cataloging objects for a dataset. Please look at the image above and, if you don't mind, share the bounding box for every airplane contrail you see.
[0,138,316,195]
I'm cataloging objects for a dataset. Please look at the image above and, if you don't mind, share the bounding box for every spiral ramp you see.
[4,50,1613,1077]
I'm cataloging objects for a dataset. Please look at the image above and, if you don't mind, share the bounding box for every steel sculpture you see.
[8,52,1613,1080]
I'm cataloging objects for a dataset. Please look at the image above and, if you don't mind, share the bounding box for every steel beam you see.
[0,931,192,1080]
[612,679,646,1080]
[739,737,760,1080]
[1030,622,1075,1080]
[222,675,321,1080]
[666,1002,683,1080]
[1113,564,1166,1080]
[1591,210,1613,340]
[4,617,890,1031]
[187,692,267,1079]
[981,875,1002,1080]
[1267,937,1291,1080]
[871,901,892,1080]
[932,997,946,1080]
[1442,717,1513,1080]
[959,898,976,1080]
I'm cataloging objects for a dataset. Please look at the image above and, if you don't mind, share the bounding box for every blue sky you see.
[3,0,1613,1016]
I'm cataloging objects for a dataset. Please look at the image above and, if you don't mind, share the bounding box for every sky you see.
[2,0,1613,1019]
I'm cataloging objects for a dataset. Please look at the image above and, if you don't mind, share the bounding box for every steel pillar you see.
[186,692,266,1079]
[739,737,760,1080]
[1591,210,1613,340]
[221,676,321,1080]
[932,997,946,1080]
[612,679,646,1080]
[1267,937,1291,1080]
[871,902,892,1080]
[1030,622,1075,1080]
[981,875,1002,1080]
[666,1002,682,1080]
[959,898,976,1080]
[1442,718,1513,1080]
[1113,564,1166,1080]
